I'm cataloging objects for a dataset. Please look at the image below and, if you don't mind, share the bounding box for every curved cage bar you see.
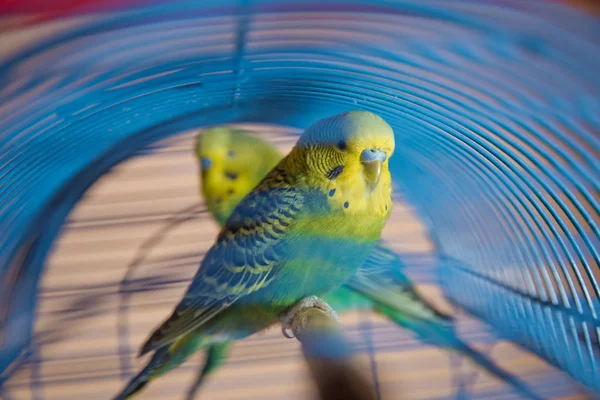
[0,0,598,396]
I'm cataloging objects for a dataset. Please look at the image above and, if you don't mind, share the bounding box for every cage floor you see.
[3,125,590,400]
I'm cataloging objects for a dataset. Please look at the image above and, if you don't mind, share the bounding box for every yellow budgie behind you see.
[196,127,282,225]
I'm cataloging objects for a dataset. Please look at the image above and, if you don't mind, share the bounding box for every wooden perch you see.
[289,307,378,400]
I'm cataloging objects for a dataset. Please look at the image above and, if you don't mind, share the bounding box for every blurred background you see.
[0,1,598,399]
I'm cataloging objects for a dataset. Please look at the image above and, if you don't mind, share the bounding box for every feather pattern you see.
[140,166,319,354]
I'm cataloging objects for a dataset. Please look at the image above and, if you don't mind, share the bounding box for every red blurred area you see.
[0,0,598,22]
[0,0,156,12]
[0,0,158,27]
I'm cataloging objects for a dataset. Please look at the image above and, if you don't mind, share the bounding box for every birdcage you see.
[0,1,598,399]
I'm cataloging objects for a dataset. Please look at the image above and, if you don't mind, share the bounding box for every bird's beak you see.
[360,148,387,191]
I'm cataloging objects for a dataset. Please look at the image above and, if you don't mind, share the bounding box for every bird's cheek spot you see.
[329,189,336,197]
[228,189,235,195]
[225,171,238,180]
[326,165,344,180]
[344,201,349,209]
[216,197,223,204]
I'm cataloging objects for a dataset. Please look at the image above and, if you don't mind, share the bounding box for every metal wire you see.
[0,0,598,395]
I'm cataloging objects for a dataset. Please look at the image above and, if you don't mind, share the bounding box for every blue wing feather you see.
[139,178,308,355]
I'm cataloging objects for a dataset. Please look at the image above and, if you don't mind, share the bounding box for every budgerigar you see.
[113,111,395,399]
[197,127,282,226]
[190,127,544,400]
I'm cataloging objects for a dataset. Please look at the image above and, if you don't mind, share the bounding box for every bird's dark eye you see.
[337,140,347,151]
[227,150,236,158]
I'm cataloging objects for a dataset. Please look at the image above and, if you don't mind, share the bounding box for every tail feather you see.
[113,348,169,400]
[186,342,231,400]
[115,333,208,400]
[376,303,545,400]
[452,338,545,400]
[113,366,152,400]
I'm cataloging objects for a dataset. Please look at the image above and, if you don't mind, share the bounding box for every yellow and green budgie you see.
[189,127,544,400]
[114,111,395,399]
[115,114,542,400]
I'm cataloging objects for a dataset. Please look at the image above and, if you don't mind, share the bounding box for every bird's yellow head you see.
[195,127,282,225]
[291,111,395,218]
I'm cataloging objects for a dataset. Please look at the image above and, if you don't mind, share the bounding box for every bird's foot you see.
[281,296,339,339]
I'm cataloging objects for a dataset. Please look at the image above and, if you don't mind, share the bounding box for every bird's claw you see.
[281,295,339,339]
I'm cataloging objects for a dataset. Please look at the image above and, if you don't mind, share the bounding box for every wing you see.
[346,242,453,322]
[140,175,306,355]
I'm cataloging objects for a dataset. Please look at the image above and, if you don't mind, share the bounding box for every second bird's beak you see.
[361,148,387,191]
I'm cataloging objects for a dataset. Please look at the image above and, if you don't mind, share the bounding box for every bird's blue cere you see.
[201,158,212,170]
[360,148,387,163]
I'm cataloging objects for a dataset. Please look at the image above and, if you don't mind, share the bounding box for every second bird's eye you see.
[337,140,347,151]
[200,157,212,170]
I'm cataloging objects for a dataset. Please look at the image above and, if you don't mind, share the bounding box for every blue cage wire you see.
[0,0,598,398]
